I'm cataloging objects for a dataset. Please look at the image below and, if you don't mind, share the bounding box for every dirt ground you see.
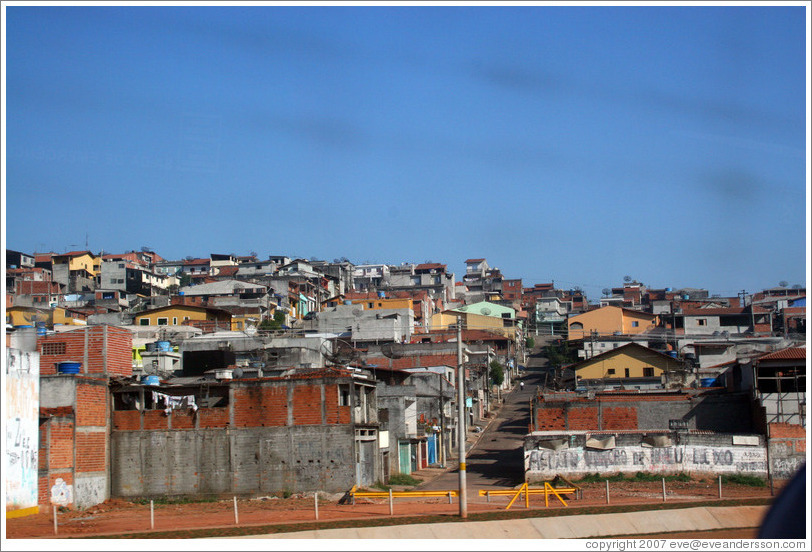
[4,477,780,539]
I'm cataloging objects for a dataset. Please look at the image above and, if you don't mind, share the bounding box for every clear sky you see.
[3,2,809,299]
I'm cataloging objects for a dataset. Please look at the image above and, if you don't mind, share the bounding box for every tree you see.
[779,280,789,288]
[259,310,287,331]
[623,275,632,283]
[489,360,505,387]
[178,273,192,287]
[525,336,535,349]
[602,288,611,297]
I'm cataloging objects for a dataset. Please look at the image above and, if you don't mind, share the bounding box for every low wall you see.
[525,432,768,481]
[111,425,358,497]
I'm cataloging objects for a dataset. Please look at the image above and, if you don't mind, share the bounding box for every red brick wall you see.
[198,408,229,428]
[76,433,106,472]
[366,354,458,370]
[293,386,323,425]
[602,406,638,430]
[75,379,108,427]
[770,422,806,454]
[47,420,74,469]
[567,405,598,430]
[535,405,567,430]
[232,386,288,427]
[171,411,196,430]
[113,411,141,431]
[37,325,132,377]
[143,410,170,430]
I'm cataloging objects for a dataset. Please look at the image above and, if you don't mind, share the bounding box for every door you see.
[398,441,411,475]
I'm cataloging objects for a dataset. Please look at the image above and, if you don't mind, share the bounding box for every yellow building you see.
[6,306,87,327]
[51,250,102,277]
[429,310,518,339]
[567,306,657,340]
[569,343,682,380]
[350,297,414,311]
[133,305,232,327]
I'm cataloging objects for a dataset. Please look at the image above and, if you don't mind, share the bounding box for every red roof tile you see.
[757,347,806,361]
[465,258,485,263]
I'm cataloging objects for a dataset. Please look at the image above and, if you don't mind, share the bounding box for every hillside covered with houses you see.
[5,248,807,515]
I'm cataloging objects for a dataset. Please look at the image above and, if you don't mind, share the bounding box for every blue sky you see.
[3,3,809,298]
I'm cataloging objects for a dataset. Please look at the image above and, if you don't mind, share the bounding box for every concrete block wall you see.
[111,426,358,496]
[533,392,755,433]
[767,422,806,479]
[110,372,372,497]
[37,325,132,377]
[525,431,769,481]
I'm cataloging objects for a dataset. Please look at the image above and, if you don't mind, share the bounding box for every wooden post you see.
[605,480,610,504]
[662,478,667,502]
[233,496,239,525]
[150,500,154,530]
[53,505,58,535]
[389,488,394,516]
[314,492,319,520]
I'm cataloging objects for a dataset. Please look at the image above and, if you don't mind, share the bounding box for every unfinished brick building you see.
[37,325,133,509]
[109,367,380,498]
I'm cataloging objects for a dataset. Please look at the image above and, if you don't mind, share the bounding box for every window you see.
[643,367,654,377]
[631,321,639,328]
[625,368,630,377]
[338,385,351,406]
[368,303,374,309]
[697,319,707,326]
[118,263,125,268]
[607,368,616,375]
[172,318,177,325]
[139,319,149,326]
[157,317,168,326]
[42,342,66,355]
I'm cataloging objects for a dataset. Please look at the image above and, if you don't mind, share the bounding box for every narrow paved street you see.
[417,366,547,493]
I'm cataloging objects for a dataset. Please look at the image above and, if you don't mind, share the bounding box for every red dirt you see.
[5,479,779,539]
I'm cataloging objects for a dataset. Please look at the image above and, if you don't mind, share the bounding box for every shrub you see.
[722,474,766,487]
[387,473,423,486]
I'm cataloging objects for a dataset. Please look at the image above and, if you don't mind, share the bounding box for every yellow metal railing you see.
[478,482,575,509]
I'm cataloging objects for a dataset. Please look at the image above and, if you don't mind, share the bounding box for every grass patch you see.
[722,474,767,487]
[387,473,423,486]
[575,472,693,484]
[373,481,391,491]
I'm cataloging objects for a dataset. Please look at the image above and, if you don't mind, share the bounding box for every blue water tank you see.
[156,341,171,352]
[668,351,678,358]
[700,377,717,387]
[36,322,47,336]
[57,362,81,374]
[142,375,160,386]
[378,291,386,298]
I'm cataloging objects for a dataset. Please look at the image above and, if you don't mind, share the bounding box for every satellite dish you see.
[351,308,363,317]
[481,307,492,316]
[233,367,244,379]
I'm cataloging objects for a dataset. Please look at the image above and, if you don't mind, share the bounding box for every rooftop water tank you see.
[57,362,81,375]
[142,375,160,386]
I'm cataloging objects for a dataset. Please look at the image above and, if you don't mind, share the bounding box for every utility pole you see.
[456,315,467,518]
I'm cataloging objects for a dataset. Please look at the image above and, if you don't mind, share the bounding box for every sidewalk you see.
[231,504,769,539]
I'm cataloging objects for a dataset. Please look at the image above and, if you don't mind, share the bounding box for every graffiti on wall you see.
[50,478,73,506]
[526,444,768,479]
[5,349,39,511]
